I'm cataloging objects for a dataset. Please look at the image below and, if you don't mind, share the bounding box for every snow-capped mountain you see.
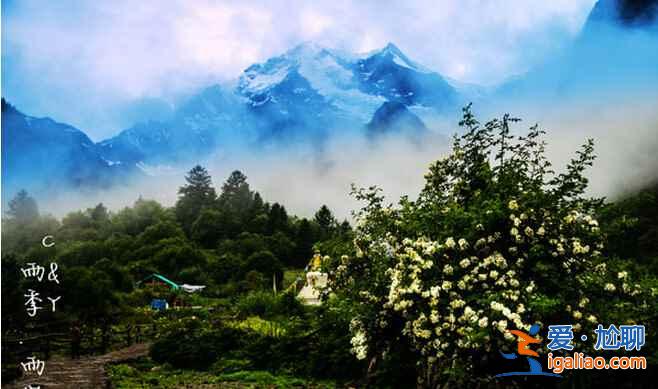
[99,85,251,166]
[100,42,459,166]
[4,41,460,199]
[236,42,457,128]
[354,43,457,109]
[1,99,139,200]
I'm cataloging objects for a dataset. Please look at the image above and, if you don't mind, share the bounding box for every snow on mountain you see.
[96,42,462,170]
[237,42,385,123]
[1,99,140,200]
[362,43,433,74]
[233,41,458,137]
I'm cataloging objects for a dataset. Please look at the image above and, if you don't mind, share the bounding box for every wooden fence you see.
[1,321,158,363]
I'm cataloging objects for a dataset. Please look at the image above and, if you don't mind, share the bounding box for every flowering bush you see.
[328,106,655,387]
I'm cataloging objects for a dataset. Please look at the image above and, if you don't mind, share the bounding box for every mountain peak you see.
[382,42,403,55]
[367,101,427,138]
[287,41,327,57]
[364,42,431,73]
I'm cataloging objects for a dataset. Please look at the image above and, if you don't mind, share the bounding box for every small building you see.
[137,273,180,291]
[136,273,207,310]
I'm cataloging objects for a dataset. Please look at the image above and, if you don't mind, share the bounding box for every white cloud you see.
[2,0,596,138]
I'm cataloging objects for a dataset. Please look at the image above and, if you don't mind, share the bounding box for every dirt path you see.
[5,343,151,389]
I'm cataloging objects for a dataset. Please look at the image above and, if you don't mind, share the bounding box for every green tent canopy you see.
[137,273,180,290]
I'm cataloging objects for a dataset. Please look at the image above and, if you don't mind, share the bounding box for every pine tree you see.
[175,165,217,234]
[251,192,265,214]
[314,204,336,237]
[267,203,289,234]
[89,203,109,223]
[6,190,39,223]
[294,218,317,266]
[219,170,254,219]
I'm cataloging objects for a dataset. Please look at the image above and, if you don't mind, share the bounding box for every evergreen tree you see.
[250,192,265,216]
[294,218,317,266]
[176,165,217,234]
[267,203,289,234]
[246,192,267,232]
[314,204,336,236]
[89,203,109,223]
[192,208,238,247]
[6,190,39,223]
[219,170,254,219]
[338,219,352,235]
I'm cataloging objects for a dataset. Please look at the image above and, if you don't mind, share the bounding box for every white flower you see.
[508,200,519,210]
[557,244,565,255]
[459,258,471,268]
[458,238,469,250]
[524,226,534,237]
[445,237,456,249]
[604,283,616,292]
[424,245,437,255]
[587,315,597,324]
[430,286,441,298]
[443,264,454,275]
[489,270,499,279]
[572,240,590,255]
[537,227,546,236]
[350,326,368,360]
[450,299,465,309]
[478,317,489,328]
[617,271,628,280]
[572,310,582,320]
[442,281,452,290]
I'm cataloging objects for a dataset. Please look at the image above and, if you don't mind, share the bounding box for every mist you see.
[8,1,658,221]
[36,90,658,222]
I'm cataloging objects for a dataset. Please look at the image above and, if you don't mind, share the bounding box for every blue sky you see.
[2,0,596,139]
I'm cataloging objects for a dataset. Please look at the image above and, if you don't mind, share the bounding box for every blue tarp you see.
[150,298,168,311]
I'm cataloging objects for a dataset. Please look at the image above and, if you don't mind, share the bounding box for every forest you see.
[2,108,657,388]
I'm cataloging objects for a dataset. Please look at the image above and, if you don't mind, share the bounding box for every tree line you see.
[1,166,352,329]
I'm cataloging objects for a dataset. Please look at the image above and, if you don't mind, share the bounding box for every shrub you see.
[210,358,252,374]
[244,250,284,288]
[328,106,656,387]
[235,290,305,319]
[150,317,245,370]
